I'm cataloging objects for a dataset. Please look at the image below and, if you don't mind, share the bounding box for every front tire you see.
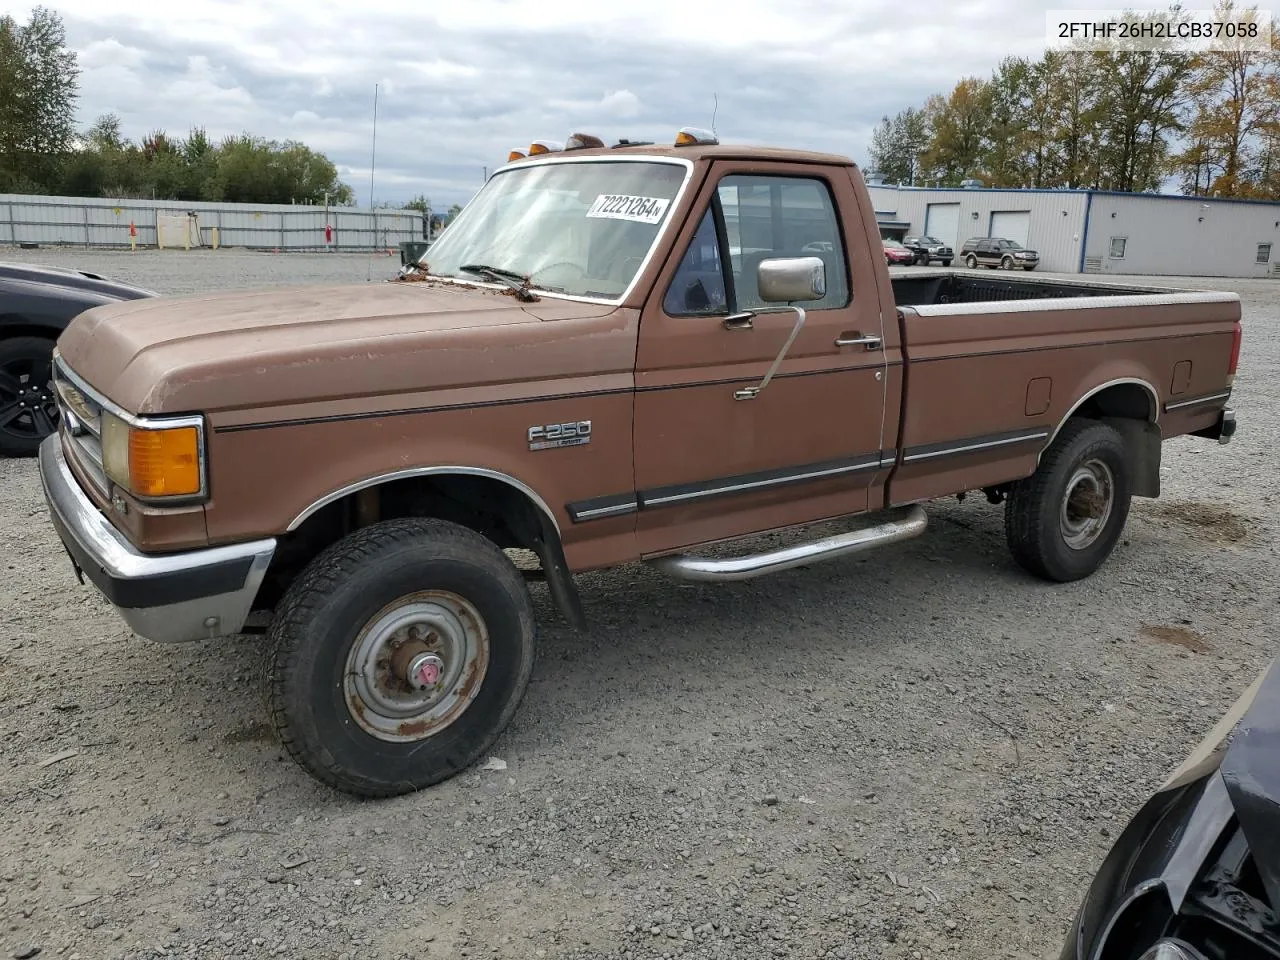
[268,518,535,798]
[1004,420,1132,583]
[1000,256,1015,270]
[0,336,58,458]
[941,259,952,267]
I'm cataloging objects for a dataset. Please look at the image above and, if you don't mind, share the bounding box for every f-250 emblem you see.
[528,420,592,451]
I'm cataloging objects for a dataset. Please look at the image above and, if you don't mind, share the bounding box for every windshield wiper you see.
[459,263,538,302]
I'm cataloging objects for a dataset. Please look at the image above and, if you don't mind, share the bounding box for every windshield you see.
[884,239,905,248]
[998,239,1023,249]
[423,159,688,300]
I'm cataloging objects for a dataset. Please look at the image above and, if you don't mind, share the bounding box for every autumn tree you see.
[1174,1,1278,195]
[920,78,993,185]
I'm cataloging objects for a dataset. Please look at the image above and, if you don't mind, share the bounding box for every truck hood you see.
[56,280,615,415]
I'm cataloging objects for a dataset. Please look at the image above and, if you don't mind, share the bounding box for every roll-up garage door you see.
[924,203,961,253]
[989,210,1031,248]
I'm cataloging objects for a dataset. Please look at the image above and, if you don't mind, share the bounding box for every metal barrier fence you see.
[0,193,425,251]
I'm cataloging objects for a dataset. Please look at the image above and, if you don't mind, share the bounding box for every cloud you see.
[11,0,1069,206]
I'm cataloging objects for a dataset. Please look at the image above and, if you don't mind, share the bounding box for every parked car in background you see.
[1061,658,1280,960]
[0,262,156,457]
[882,238,916,266]
[902,235,953,267]
[960,237,1039,271]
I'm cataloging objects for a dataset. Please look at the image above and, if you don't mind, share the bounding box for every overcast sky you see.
[20,0,1092,208]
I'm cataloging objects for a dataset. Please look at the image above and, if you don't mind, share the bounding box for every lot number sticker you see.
[586,194,670,224]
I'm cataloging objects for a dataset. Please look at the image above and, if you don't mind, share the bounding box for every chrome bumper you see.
[39,436,276,643]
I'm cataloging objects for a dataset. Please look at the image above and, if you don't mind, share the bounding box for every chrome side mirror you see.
[733,256,826,401]
[757,256,826,303]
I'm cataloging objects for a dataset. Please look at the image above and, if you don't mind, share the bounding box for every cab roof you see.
[507,142,857,168]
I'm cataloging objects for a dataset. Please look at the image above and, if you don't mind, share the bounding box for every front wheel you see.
[1004,420,1132,582]
[0,336,59,458]
[267,518,536,797]
[964,253,978,269]
[915,253,929,266]
[941,259,952,267]
[1000,256,1015,270]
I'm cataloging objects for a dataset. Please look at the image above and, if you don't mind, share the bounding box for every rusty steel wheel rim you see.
[1060,458,1115,551]
[344,590,490,743]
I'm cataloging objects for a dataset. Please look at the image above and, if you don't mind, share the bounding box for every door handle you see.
[722,311,756,330]
[835,333,883,350]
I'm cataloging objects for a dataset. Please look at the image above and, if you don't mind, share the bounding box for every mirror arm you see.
[734,306,805,401]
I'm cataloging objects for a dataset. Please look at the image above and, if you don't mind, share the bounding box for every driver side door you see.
[632,161,890,556]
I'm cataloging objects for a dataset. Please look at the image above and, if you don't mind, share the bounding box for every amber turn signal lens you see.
[674,131,697,146]
[128,426,201,497]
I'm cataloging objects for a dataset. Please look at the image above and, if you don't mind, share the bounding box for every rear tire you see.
[964,253,978,269]
[267,518,535,798]
[0,336,58,458]
[1004,420,1132,583]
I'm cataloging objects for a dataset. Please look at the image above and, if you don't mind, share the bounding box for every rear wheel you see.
[1004,420,1132,582]
[0,336,58,458]
[964,253,978,269]
[268,518,536,798]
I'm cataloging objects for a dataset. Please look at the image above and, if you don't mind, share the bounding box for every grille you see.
[52,360,109,496]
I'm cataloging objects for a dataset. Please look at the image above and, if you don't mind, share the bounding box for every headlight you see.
[101,411,205,499]
[1138,940,1207,960]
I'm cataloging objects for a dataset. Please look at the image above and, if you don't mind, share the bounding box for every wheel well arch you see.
[285,466,560,534]
[1045,378,1159,449]
[0,317,62,342]
[1040,377,1162,498]
[265,467,584,629]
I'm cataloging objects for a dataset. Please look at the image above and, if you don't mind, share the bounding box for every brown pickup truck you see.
[40,129,1242,798]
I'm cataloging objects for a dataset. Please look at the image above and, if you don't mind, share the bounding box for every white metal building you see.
[868,183,1280,279]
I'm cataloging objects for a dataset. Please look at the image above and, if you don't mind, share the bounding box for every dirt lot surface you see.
[1,249,1277,960]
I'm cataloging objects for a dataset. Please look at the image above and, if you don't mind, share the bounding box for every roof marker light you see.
[564,132,605,150]
[507,148,527,162]
[528,139,564,156]
[674,127,718,146]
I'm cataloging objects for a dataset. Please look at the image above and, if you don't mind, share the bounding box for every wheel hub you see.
[1060,458,1115,550]
[344,591,490,743]
[406,652,444,690]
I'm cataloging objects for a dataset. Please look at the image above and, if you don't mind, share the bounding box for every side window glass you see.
[662,208,728,316]
[717,175,850,312]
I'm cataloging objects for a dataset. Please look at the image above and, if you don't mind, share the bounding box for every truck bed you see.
[891,271,1194,308]
[884,271,1240,508]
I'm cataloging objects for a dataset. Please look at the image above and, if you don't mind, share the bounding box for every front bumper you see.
[39,436,276,643]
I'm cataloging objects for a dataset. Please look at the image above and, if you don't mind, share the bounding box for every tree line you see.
[868,2,1280,198]
[0,7,354,205]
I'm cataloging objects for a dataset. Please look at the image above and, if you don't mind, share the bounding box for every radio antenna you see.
[366,82,379,282]
[711,92,718,136]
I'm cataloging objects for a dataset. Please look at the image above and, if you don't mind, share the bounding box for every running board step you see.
[646,505,928,583]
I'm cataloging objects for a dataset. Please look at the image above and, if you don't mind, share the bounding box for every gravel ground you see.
[1,248,1277,960]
